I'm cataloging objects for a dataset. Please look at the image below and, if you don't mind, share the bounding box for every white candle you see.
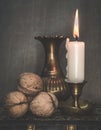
[65,9,85,83]
[66,40,85,83]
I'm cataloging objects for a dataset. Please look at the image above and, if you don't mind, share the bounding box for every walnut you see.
[18,72,43,95]
[30,92,58,117]
[5,91,28,118]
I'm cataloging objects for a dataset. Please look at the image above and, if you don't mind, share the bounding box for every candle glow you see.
[73,9,79,39]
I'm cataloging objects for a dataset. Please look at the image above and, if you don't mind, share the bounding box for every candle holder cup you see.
[61,81,93,115]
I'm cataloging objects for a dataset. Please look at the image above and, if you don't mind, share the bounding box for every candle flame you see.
[73,9,79,39]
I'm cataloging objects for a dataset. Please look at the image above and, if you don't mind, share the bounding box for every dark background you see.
[0,0,101,129]
[0,0,101,103]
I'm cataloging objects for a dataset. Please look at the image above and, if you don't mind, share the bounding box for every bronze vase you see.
[35,36,70,101]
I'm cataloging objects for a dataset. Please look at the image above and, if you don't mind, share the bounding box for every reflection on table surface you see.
[26,124,101,130]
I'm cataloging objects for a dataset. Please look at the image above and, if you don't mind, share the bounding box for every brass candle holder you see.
[61,81,93,115]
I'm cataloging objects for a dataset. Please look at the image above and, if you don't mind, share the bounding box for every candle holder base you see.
[61,99,93,115]
[60,82,94,115]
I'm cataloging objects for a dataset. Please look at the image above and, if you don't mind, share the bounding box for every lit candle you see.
[66,9,85,83]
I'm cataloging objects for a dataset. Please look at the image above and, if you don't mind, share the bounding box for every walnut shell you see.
[18,72,43,95]
[30,92,58,117]
[5,91,28,118]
